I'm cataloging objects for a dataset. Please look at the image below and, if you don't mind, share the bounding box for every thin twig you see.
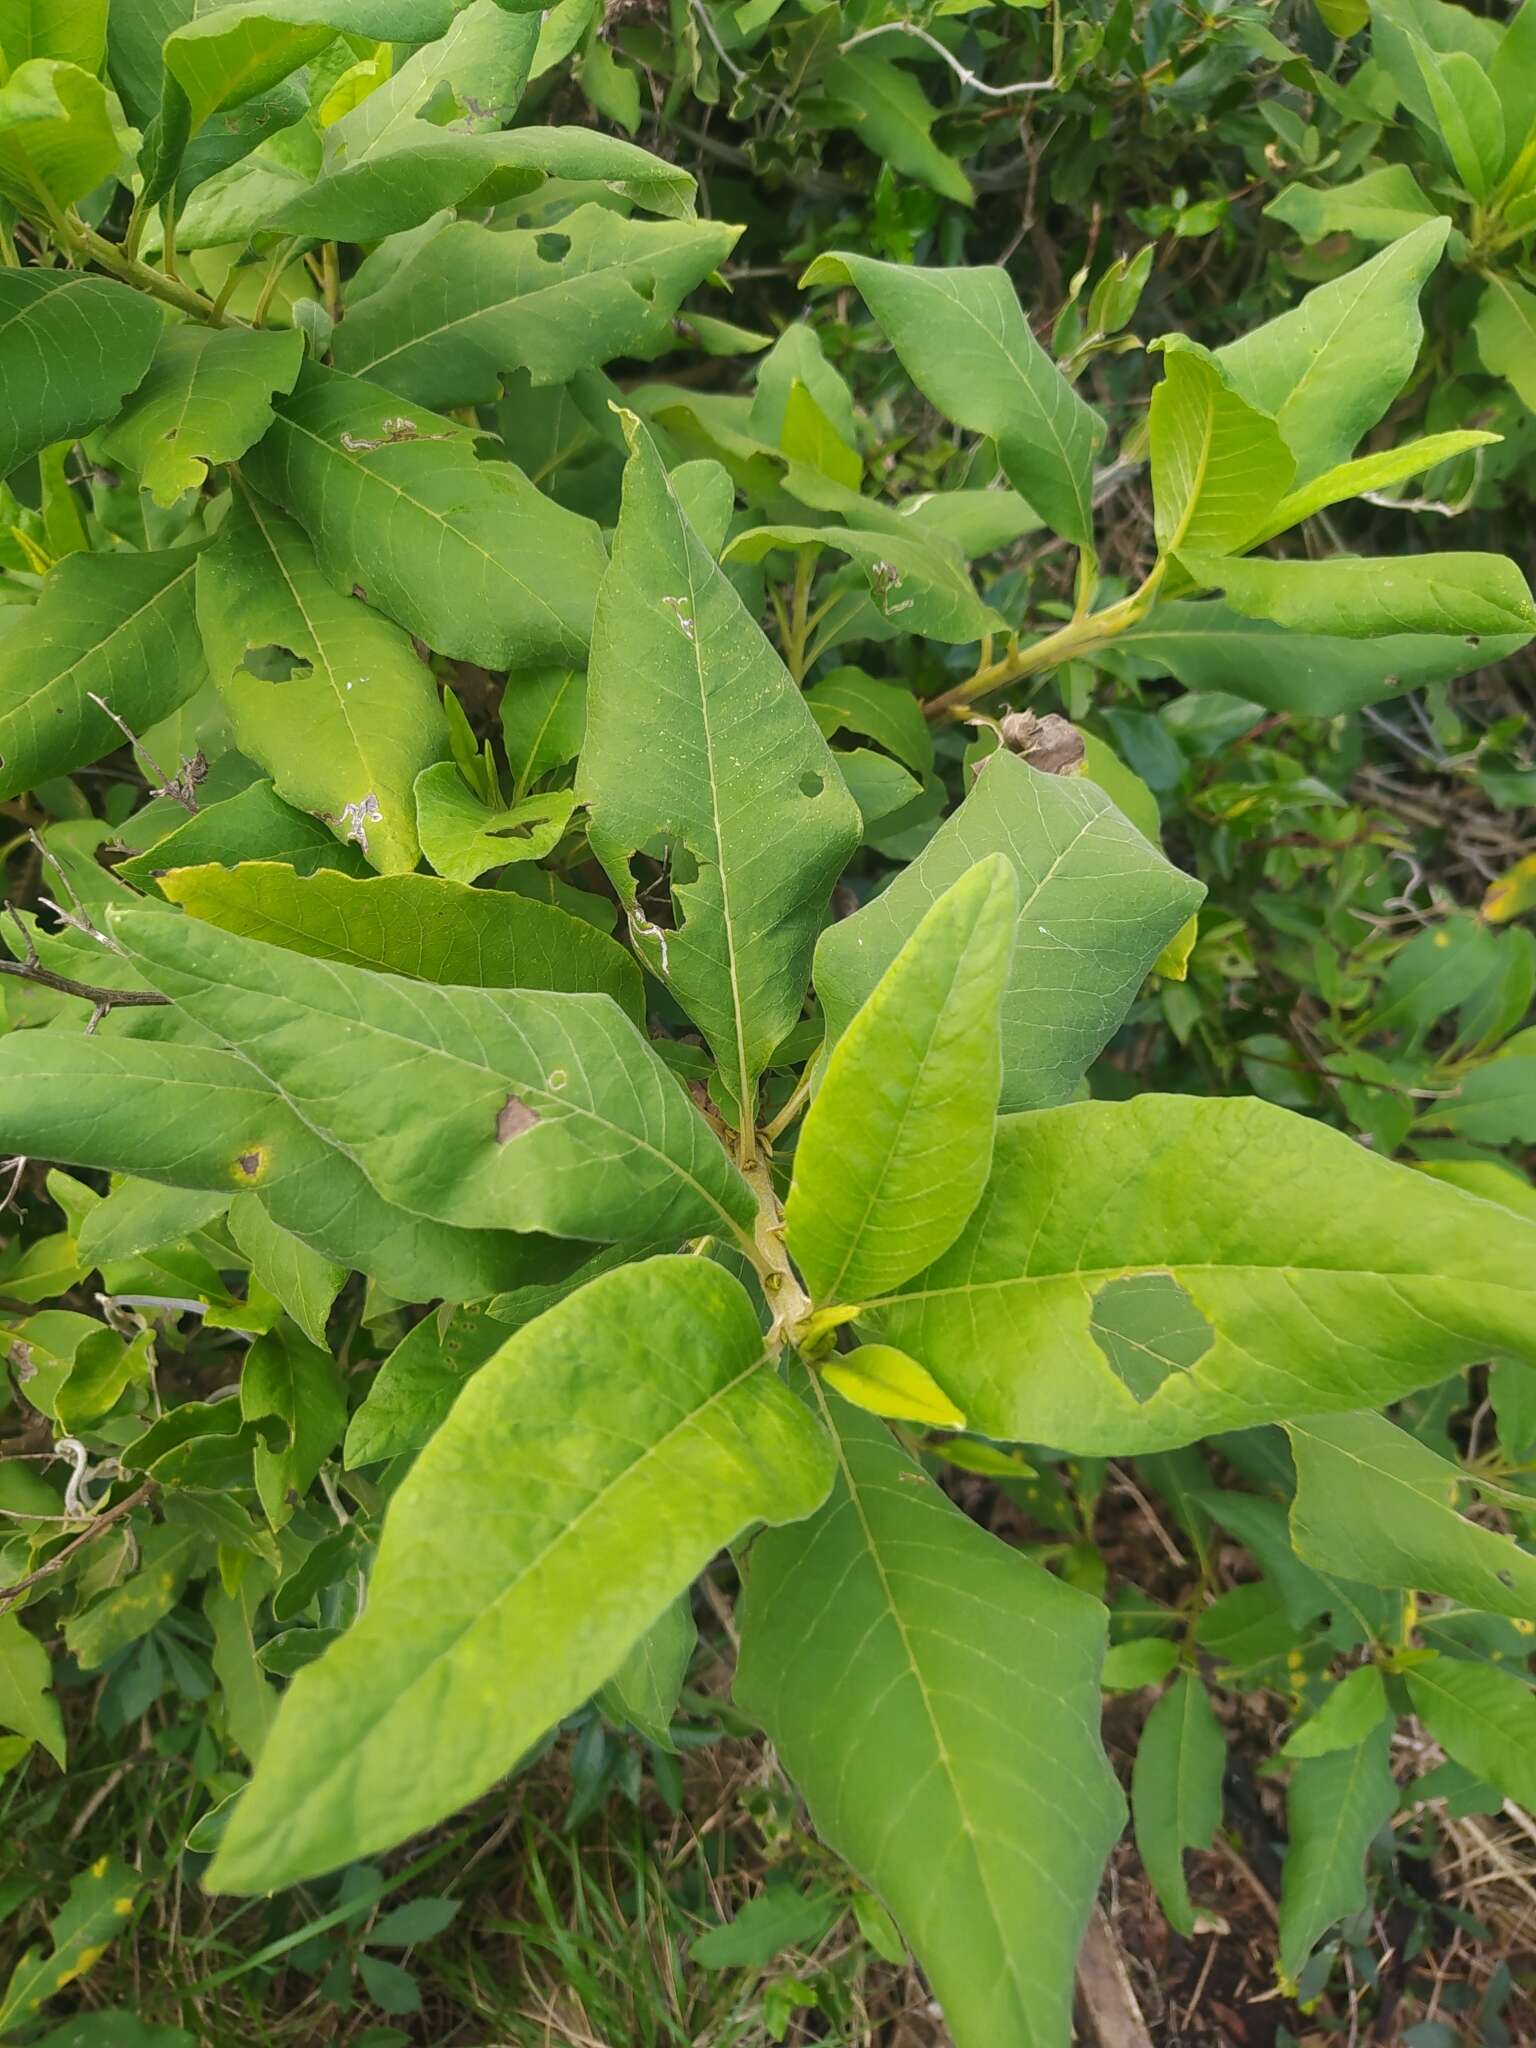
[0,1480,152,1614]
[838,21,1055,96]
[0,949,170,1011]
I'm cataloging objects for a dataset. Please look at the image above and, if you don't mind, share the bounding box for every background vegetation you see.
[2,0,1535,2043]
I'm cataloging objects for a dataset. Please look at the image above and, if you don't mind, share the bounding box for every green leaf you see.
[1131,1672,1224,1936]
[1148,338,1293,555]
[206,1563,279,1764]
[0,1031,547,1303]
[1279,1667,1390,1761]
[0,0,108,70]
[1178,548,1536,641]
[736,1388,1122,2048]
[1489,0,1536,162]
[117,780,372,894]
[779,379,860,491]
[111,905,759,1248]
[96,326,304,508]
[500,665,586,798]
[819,1344,966,1428]
[578,413,861,1127]
[750,323,857,447]
[0,57,127,213]
[208,1257,832,1893]
[0,548,204,802]
[333,208,741,408]
[275,113,692,240]
[150,0,455,201]
[804,668,933,778]
[813,751,1203,1113]
[1265,164,1441,245]
[1413,38,1504,200]
[1116,599,1531,714]
[0,270,161,480]
[1214,219,1450,482]
[786,858,1016,1305]
[196,487,449,873]
[1405,1656,1536,1812]
[0,1613,65,1767]
[241,361,607,668]
[241,1319,346,1528]
[723,524,1002,645]
[1474,274,1536,412]
[0,1855,140,2035]
[691,1885,841,1968]
[343,1304,505,1468]
[227,1195,344,1349]
[158,860,643,1021]
[821,51,972,206]
[597,1593,695,1747]
[66,1509,208,1669]
[802,252,1103,548]
[414,764,574,886]
[1257,430,1498,539]
[865,1094,1536,1455]
[1287,1411,1536,1620]
[1278,1723,1396,1981]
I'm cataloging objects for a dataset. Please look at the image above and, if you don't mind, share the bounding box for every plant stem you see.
[923,582,1151,723]
[783,548,817,682]
[52,213,228,325]
[763,1060,817,1145]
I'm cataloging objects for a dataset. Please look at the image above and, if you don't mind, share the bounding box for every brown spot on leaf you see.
[234,1150,265,1181]
[999,709,1086,776]
[496,1094,541,1143]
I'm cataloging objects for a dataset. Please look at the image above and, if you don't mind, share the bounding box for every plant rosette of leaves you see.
[3,8,1536,2047]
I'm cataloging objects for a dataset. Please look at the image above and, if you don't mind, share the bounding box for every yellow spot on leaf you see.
[231,1145,269,1184]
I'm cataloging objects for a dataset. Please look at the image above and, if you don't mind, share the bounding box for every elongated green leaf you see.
[227,1195,345,1349]
[1148,338,1293,554]
[1490,0,1536,160]
[1405,1656,1536,1812]
[1179,549,1536,641]
[158,860,644,1021]
[814,752,1203,1113]
[0,1032,547,1303]
[241,361,607,667]
[0,1613,65,1767]
[1265,164,1441,245]
[736,1388,1121,2048]
[1413,40,1503,200]
[867,1094,1536,1455]
[1288,1411,1536,1619]
[1474,274,1536,411]
[274,123,693,241]
[1280,1667,1390,1761]
[0,548,204,802]
[786,858,1016,1306]
[597,1594,695,1747]
[334,208,741,408]
[802,251,1103,548]
[1256,429,1498,538]
[1278,1724,1395,1981]
[149,0,455,199]
[343,1303,506,1467]
[820,1343,965,1427]
[0,269,161,479]
[723,523,1002,644]
[196,487,448,873]
[118,780,372,894]
[821,51,972,204]
[501,664,586,797]
[0,1855,140,2035]
[209,1257,833,1893]
[241,1319,345,1528]
[1131,1672,1224,1936]
[97,326,304,507]
[112,906,758,1247]
[0,57,125,212]
[1115,599,1530,714]
[1215,220,1450,482]
[578,413,860,1126]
